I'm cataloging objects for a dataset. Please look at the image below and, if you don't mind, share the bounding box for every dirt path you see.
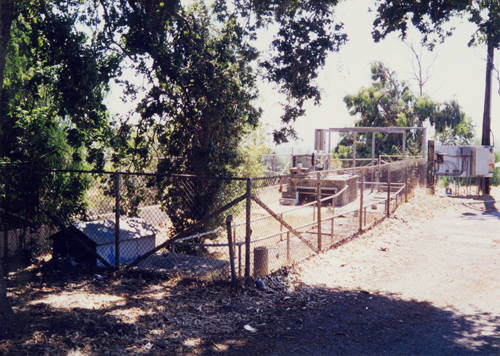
[237,189,500,355]
[2,189,499,355]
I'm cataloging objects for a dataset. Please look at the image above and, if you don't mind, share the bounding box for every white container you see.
[435,145,495,178]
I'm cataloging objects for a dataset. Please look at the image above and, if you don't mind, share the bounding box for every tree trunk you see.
[481,40,494,195]
[0,0,15,338]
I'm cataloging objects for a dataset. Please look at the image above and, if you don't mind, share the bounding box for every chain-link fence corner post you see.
[114,172,121,270]
[316,171,322,251]
[404,161,409,203]
[386,165,391,217]
[245,178,251,285]
[359,168,364,233]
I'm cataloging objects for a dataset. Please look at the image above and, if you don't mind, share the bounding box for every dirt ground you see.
[1,187,499,355]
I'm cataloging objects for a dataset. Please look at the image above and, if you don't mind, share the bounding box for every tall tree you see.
[0,0,120,335]
[0,0,16,338]
[94,0,347,235]
[337,62,473,158]
[0,0,349,331]
[372,0,500,193]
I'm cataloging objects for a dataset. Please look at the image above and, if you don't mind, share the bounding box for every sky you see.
[105,0,500,153]
[258,1,500,153]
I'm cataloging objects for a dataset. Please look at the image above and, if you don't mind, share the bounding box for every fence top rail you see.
[0,164,251,181]
[327,126,426,133]
[1,158,426,181]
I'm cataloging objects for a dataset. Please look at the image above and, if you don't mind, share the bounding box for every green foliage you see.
[238,124,272,178]
[372,1,500,50]
[338,62,474,158]
[2,0,350,239]
[98,0,347,142]
[98,0,347,235]
[104,2,258,235]
[0,2,119,229]
[240,0,347,142]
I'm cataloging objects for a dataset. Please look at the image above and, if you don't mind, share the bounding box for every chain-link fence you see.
[1,158,427,285]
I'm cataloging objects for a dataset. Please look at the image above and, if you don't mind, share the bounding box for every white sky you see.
[105,0,500,153]
[260,0,500,152]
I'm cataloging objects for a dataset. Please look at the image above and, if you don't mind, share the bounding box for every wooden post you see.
[253,246,268,276]
[114,172,121,269]
[226,215,237,289]
[316,172,322,251]
[359,170,364,232]
[386,167,391,216]
[245,179,252,284]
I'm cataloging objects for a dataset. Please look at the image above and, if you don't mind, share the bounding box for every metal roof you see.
[74,217,158,246]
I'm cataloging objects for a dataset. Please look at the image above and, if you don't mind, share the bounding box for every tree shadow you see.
[447,194,499,220]
[1,269,499,355]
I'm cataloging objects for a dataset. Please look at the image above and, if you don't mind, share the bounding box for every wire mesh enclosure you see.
[0,158,428,285]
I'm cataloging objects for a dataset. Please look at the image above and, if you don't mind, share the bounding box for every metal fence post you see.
[386,166,391,216]
[330,198,335,243]
[316,172,322,251]
[114,172,121,269]
[280,213,283,241]
[245,178,251,285]
[404,161,409,203]
[359,169,364,232]
[226,215,237,289]
[238,244,242,278]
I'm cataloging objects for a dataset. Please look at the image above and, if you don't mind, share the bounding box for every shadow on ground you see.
[448,194,500,220]
[1,265,499,355]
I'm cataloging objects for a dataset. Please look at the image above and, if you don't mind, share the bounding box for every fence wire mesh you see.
[1,158,428,283]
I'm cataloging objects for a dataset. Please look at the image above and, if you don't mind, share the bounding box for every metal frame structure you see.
[316,127,428,167]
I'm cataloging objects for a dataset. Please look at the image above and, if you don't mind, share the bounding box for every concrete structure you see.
[280,173,358,207]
